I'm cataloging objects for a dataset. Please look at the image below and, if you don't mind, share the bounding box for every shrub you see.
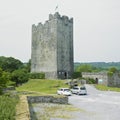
[29,73,45,79]
[85,78,96,84]
[11,69,29,86]
[72,72,81,79]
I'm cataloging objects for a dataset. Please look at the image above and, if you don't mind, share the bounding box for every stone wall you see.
[108,73,120,87]
[27,96,68,104]
[82,72,108,86]
[82,72,120,87]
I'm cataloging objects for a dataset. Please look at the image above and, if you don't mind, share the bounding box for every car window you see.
[80,87,86,90]
[73,88,79,90]
[64,89,70,91]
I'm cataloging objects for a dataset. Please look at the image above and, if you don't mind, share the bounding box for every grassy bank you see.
[0,94,19,120]
[95,84,120,92]
[16,79,69,94]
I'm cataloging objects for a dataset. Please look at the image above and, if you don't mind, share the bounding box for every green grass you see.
[16,79,69,94]
[0,94,19,120]
[95,84,120,92]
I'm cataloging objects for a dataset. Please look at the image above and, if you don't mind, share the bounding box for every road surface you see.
[69,84,120,120]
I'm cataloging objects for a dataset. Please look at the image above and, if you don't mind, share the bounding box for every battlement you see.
[32,12,73,32]
[49,12,73,23]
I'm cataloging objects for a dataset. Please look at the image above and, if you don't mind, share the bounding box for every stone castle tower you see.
[31,12,74,79]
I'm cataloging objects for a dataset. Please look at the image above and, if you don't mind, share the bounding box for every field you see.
[17,79,120,94]
[95,84,120,92]
[16,79,69,94]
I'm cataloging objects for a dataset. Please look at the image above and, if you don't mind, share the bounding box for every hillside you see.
[74,62,120,70]
[16,79,69,94]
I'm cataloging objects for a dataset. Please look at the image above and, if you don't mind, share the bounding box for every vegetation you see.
[74,62,120,80]
[0,94,19,120]
[0,68,11,94]
[0,56,23,72]
[29,72,45,79]
[72,72,81,79]
[17,79,69,94]
[74,62,120,71]
[0,55,120,119]
[74,64,102,79]
[85,78,96,84]
[76,64,95,72]
[107,67,118,76]
[11,69,29,86]
[95,84,120,92]
[0,56,30,93]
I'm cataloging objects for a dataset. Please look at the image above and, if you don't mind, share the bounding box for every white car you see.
[57,88,72,96]
[71,86,87,95]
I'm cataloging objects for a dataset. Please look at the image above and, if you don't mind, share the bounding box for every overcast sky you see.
[0,0,120,62]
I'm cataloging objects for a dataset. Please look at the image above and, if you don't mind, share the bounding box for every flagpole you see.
[55,5,59,12]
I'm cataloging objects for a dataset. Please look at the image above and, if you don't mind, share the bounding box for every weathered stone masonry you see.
[31,12,74,79]
[82,72,120,87]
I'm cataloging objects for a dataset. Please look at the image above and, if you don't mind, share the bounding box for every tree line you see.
[0,56,119,94]
[0,56,44,94]
[73,62,119,79]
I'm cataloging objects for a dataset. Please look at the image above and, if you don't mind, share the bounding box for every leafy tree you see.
[22,59,31,72]
[107,67,118,76]
[11,69,29,86]
[0,68,10,94]
[76,64,93,72]
[0,56,23,72]
[108,67,118,73]
[72,72,82,79]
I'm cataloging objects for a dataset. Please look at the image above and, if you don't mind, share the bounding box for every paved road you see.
[69,84,120,120]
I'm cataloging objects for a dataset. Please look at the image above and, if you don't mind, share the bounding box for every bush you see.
[85,78,96,84]
[29,73,45,79]
[11,69,29,86]
[72,72,81,79]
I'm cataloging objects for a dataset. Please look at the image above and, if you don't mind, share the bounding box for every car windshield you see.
[80,87,86,90]
[73,87,79,90]
[64,89,70,91]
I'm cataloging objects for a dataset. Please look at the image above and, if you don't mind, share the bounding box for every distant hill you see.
[74,62,120,70]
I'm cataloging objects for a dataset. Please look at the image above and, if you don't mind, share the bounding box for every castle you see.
[31,12,74,79]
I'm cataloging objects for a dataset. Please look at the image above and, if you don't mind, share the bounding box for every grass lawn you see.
[16,79,69,94]
[95,84,120,92]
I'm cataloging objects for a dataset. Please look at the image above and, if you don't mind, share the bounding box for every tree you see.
[0,68,10,94]
[22,59,31,72]
[107,67,118,76]
[76,64,93,72]
[11,69,29,86]
[0,56,23,72]
[108,67,118,73]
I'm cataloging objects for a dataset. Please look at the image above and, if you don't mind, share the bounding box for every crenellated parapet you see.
[49,12,73,23]
[32,23,44,33]
[32,12,73,33]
